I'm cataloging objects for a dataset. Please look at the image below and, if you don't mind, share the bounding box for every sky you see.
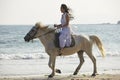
[0,0,120,25]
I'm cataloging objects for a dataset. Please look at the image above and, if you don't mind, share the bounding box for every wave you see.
[0,51,120,60]
[0,53,46,60]
[0,41,6,44]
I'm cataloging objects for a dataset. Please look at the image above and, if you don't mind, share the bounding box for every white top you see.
[55,13,70,33]
[61,13,68,27]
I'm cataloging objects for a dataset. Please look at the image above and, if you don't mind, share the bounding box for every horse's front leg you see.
[48,55,56,78]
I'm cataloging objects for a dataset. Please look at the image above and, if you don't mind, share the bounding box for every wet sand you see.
[0,74,120,80]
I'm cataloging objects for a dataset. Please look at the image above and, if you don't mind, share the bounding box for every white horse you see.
[24,22,105,78]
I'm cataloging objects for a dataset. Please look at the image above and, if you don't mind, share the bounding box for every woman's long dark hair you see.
[61,4,74,20]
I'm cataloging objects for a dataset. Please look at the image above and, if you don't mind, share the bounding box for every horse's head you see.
[24,22,48,42]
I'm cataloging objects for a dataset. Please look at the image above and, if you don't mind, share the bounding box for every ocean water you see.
[0,24,120,60]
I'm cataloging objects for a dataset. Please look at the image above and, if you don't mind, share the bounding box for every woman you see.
[54,4,74,53]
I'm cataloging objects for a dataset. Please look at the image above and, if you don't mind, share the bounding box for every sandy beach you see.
[0,56,120,80]
[0,74,120,80]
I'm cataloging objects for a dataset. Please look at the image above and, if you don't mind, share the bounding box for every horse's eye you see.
[32,29,35,31]
[32,29,36,31]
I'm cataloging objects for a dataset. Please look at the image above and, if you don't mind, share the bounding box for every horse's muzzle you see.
[24,35,30,42]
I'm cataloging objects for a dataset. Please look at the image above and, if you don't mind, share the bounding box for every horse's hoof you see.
[48,75,53,78]
[56,69,61,74]
[73,72,77,75]
[91,73,96,77]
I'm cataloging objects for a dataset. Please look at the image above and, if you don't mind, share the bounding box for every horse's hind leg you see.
[73,50,84,75]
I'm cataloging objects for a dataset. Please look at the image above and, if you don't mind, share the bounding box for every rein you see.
[36,28,56,38]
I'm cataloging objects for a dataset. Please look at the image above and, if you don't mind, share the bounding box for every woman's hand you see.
[54,24,58,27]
[54,24,62,28]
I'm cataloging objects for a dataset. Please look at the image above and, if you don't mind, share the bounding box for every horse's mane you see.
[46,26,56,33]
[35,22,55,31]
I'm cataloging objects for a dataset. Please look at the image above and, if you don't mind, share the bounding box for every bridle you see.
[26,26,39,40]
[36,29,56,38]
[31,26,56,39]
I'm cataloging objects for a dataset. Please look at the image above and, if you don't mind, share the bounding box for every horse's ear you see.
[35,22,41,27]
[35,22,44,28]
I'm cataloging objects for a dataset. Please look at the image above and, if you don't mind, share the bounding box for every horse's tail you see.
[89,35,105,57]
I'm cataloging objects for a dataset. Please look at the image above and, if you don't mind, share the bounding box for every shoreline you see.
[0,73,120,80]
[0,69,120,80]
